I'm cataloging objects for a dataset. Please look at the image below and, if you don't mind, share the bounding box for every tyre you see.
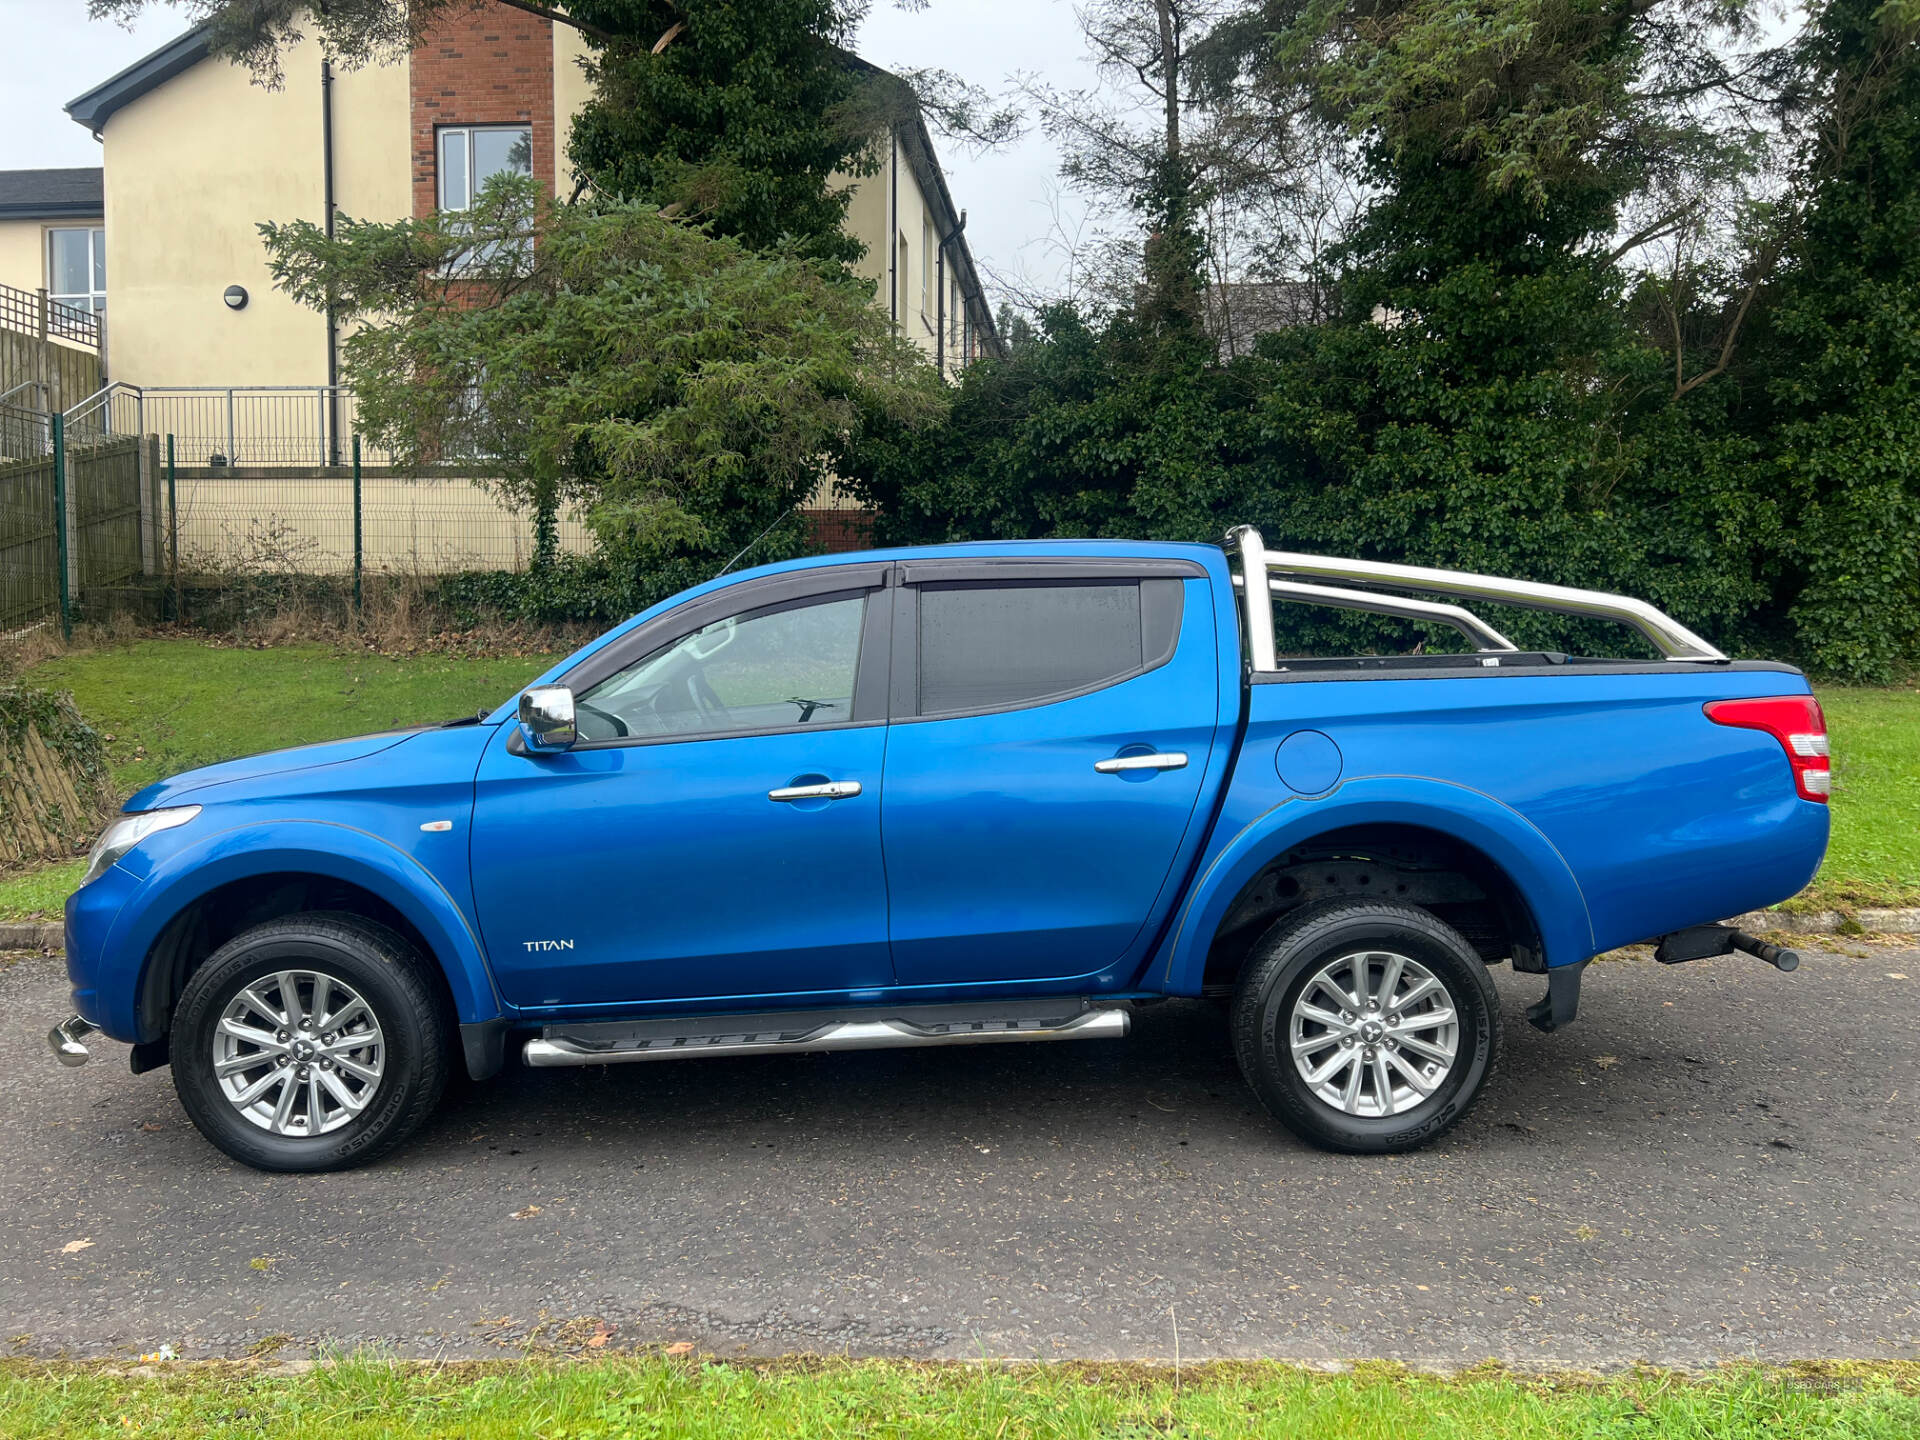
[171,912,449,1173]
[1231,899,1501,1154]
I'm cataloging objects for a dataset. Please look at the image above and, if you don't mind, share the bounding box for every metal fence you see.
[67,383,388,467]
[1,379,869,633]
[54,382,591,588]
[0,375,598,635]
[0,391,52,460]
[0,417,57,630]
[0,412,146,632]
[165,444,592,583]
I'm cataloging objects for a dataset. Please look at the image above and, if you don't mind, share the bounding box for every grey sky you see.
[0,0,1101,299]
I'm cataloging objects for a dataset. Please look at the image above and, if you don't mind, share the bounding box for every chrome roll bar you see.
[1225,526,1727,670]
[1233,574,1519,654]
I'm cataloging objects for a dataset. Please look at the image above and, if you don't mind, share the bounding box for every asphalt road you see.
[2,943,1915,1367]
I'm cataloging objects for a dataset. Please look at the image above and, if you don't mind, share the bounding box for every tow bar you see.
[1655,924,1802,972]
[48,1014,96,1067]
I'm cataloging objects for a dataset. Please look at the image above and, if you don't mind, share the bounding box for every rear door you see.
[880,559,1221,988]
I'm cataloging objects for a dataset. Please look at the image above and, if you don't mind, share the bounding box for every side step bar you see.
[524,999,1131,1068]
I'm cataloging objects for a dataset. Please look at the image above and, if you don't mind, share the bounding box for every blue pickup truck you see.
[51,527,1830,1171]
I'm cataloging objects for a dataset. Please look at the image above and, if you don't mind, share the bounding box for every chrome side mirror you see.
[517,685,577,753]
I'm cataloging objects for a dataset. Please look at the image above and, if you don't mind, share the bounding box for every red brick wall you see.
[410,1,556,219]
[804,509,877,554]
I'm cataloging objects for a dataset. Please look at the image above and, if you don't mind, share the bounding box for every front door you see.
[880,566,1221,988]
[472,576,895,1010]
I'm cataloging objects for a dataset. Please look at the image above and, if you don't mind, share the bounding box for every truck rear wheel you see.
[1231,899,1501,1153]
[171,912,448,1173]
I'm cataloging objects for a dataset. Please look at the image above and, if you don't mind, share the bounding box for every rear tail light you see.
[1705,695,1830,802]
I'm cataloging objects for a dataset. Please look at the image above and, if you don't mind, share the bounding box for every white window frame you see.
[436,124,534,212]
[46,226,106,315]
[921,215,933,324]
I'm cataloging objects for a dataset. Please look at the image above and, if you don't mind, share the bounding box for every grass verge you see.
[27,640,560,798]
[1793,687,1920,911]
[0,640,558,922]
[0,1357,1915,1440]
[0,858,85,923]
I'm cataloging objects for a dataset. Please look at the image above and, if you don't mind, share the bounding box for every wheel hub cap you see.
[1287,950,1460,1119]
[213,970,385,1136]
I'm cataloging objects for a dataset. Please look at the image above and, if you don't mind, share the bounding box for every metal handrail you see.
[1225,525,1727,667]
[0,381,49,408]
[61,381,125,430]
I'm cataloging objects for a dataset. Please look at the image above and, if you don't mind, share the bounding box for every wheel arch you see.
[116,822,501,1047]
[1156,778,1595,997]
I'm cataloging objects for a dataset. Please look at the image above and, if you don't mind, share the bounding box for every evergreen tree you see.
[564,0,876,266]
[1746,0,1920,680]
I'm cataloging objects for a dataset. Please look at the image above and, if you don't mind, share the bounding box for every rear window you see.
[917,579,1178,714]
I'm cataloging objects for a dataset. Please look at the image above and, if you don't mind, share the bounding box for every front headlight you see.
[79,806,200,887]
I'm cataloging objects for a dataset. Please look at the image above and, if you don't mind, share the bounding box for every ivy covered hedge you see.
[0,685,115,867]
[839,0,1920,683]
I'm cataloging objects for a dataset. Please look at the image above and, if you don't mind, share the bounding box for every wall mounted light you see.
[223,285,249,311]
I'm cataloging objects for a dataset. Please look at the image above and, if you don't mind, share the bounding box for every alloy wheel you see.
[212,969,386,1136]
[1287,949,1460,1118]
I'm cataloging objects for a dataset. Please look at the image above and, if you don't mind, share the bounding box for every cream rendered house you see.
[59,7,998,396]
[0,169,107,320]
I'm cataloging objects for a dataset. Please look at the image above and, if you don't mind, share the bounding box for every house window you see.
[921,216,933,324]
[895,232,909,324]
[437,125,533,211]
[47,227,106,315]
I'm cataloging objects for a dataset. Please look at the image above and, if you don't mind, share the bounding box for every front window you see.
[47,227,105,315]
[575,593,867,742]
[437,125,533,211]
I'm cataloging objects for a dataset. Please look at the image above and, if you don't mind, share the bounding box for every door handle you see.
[768,780,863,802]
[1094,752,1188,774]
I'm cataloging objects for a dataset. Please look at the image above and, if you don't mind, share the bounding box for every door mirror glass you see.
[518,685,577,753]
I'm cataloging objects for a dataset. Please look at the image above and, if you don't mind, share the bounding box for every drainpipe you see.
[937,209,966,379]
[322,55,340,466]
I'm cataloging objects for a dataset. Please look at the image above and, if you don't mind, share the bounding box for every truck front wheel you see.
[171,913,449,1173]
[1231,899,1501,1154]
